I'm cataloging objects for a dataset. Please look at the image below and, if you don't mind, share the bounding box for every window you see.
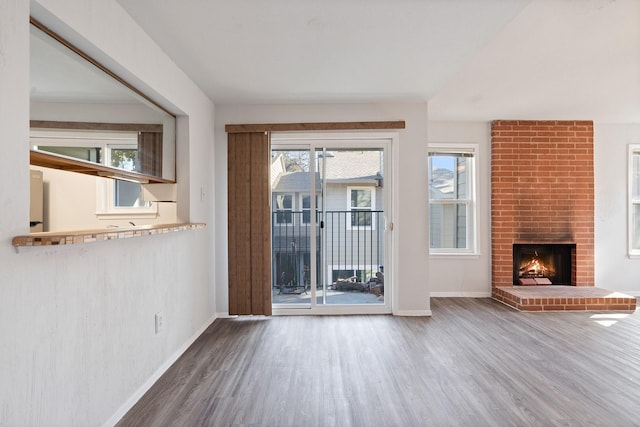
[348,187,375,228]
[301,194,318,224]
[629,145,640,257]
[274,193,293,224]
[104,145,151,210]
[428,145,477,254]
[31,129,156,218]
[37,146,102,163]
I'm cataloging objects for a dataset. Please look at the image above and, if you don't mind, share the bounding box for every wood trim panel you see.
[227,133,246,314]
[227,132,272,315]
[31,120,163,133]
[250,133,271,315]
[225,121,405,133]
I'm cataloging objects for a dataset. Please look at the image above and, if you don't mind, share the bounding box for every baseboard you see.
[393,309,432,317]
[103,313,217,427]
[430,291,492,298]
[215,311,236,318]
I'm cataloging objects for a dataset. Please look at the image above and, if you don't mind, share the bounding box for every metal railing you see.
[272,210,384,290]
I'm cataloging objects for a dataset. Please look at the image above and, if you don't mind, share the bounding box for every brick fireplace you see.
[491,119,594,287]
[490,120,618,310]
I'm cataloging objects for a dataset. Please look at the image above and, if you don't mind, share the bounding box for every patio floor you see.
[273,288,384,305]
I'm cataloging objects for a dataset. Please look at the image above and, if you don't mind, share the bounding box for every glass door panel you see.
[317,147,385,306]
[271,147,317,307]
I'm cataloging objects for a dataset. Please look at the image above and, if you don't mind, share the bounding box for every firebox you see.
[512,243,575,286]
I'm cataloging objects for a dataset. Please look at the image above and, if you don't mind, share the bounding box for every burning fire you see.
[519,251,551,278]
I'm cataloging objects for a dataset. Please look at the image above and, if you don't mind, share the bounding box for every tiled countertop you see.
[12,223,206,247]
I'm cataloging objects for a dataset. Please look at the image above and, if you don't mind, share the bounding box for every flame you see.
[519,252,551,277]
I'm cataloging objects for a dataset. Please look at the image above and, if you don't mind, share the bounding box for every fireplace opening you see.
[513,244,575,285]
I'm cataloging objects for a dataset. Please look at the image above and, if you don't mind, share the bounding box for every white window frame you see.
[428,143,478,255]
[347,186,376,230]
[300,193,319,225]
[628,144,640,258]
[96,178,157,219]
[30,129,157,219]
[274,193,294,225]
[97,143,157,218]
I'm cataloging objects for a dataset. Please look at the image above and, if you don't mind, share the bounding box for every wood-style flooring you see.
[117,298,640,427]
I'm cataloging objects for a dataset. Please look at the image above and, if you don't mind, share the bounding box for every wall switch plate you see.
[155,312,164,334]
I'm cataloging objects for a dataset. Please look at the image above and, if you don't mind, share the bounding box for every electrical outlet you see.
[155,312,164,334]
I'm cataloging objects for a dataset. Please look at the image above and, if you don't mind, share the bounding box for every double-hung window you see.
[99,143,155,216]
[629,145,640,257]
[348,186,375,229]
[428,145,477,254]
[274,193,293,225]
[301,194,319,224]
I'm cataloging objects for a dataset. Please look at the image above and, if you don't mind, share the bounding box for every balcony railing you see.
[272,210,384,290]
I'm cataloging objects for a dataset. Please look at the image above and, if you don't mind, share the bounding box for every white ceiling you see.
[116,0,640,123]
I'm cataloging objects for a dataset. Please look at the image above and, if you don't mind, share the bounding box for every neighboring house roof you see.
[430,167,454,196]
[272,150,383,192]
[272,171,321,193]
[324,150,382,183]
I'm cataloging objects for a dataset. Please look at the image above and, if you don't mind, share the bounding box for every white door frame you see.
[271,131,397,315]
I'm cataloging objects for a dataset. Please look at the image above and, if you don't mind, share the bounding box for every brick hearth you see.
[494,286,637,312]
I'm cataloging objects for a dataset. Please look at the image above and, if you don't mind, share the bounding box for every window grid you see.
[275,193,294,225]
[428,147,476,254]
[347,187,375,229]
[301,194,319,225]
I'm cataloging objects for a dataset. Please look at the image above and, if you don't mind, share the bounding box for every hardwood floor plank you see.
[117,298,640,426]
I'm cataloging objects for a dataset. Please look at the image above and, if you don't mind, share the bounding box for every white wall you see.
[427,122,492,297]
[215,104,431,316]
[0,0,215,425]
[425,121,640,298]
[31,101,163,123]
[34,167,178,231]
[594,123,640,296]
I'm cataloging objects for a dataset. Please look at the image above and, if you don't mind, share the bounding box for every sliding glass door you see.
[271,134,392,313]
[271,147,318,307]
